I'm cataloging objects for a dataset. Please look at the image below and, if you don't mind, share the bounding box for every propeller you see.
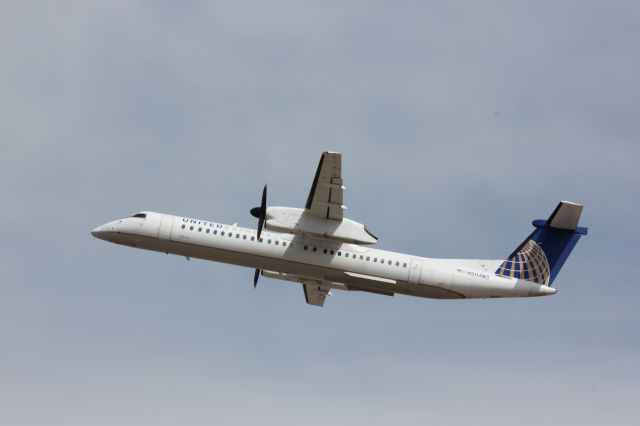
[250,184,267,288]
[253,268,260,288]
[250,184,267,240]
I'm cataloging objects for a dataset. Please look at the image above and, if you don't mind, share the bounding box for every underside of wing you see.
[260,270,396,307]
[305,151,344,221]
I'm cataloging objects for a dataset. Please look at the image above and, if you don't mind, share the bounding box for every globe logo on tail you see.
[495,240,550,285]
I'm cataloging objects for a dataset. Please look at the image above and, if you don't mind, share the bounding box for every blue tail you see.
[495,202,588,286]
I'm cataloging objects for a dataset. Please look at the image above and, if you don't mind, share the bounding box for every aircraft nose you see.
[91,225,108,240]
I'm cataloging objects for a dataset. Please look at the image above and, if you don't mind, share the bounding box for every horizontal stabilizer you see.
[546,201,583,230]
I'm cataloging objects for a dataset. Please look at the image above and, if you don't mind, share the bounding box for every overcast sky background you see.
[1,1,639,425]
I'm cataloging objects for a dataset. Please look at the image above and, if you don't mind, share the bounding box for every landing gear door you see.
[408,257,423,284]
[158,215,174,240]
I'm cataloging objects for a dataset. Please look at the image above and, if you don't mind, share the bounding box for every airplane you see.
[91,151,587,307]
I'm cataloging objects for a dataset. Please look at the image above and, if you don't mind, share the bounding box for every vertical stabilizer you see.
[495,202,587,286]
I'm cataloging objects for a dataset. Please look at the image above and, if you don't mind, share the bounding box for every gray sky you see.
[1,1,639,425]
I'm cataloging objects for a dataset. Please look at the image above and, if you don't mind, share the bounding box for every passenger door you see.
[408,257,423,284]
[158,215,174,240]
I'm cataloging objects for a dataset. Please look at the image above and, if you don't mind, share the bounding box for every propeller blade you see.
[253,268,260,288]
[257,217,264,240]
[261,184,267,213]
[256,184,267,240]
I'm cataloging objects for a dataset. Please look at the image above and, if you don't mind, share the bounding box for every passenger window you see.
[323,249,327,254]
[259,238,263,242]
[282,242,286,247]
[366,256,370,261]
[388,260,392,265]
[236,234,240,238]
[352,254,357,259]
[403,263,407,268]
[374,258,378,262]
[190,226,194,231]
[338,251,342,256]
[206,229,210,233]
[213,230,217,235]
[250,236,254,241]
[312,247,317,252]
[181,224,185,229]
[304,245,308,250]
[229,233,233,237]
[396,261,399,266]
[198,227,202,232]
[221,231,225,236]
[330,250,334,255]
[360,255,364,260]
[243,235,247,240]
[380,259,384,263]
[268,239,272,244]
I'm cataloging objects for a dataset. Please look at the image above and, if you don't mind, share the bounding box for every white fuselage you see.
[91,212,556,299]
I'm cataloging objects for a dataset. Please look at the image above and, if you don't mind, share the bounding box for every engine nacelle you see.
[264,207,377,244]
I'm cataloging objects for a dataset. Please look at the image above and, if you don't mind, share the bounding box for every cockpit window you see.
[132,213,147,218]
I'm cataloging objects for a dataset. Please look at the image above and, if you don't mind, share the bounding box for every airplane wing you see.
[305,151,344,221]
[302,281,331,307]
[261,269,396,306]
